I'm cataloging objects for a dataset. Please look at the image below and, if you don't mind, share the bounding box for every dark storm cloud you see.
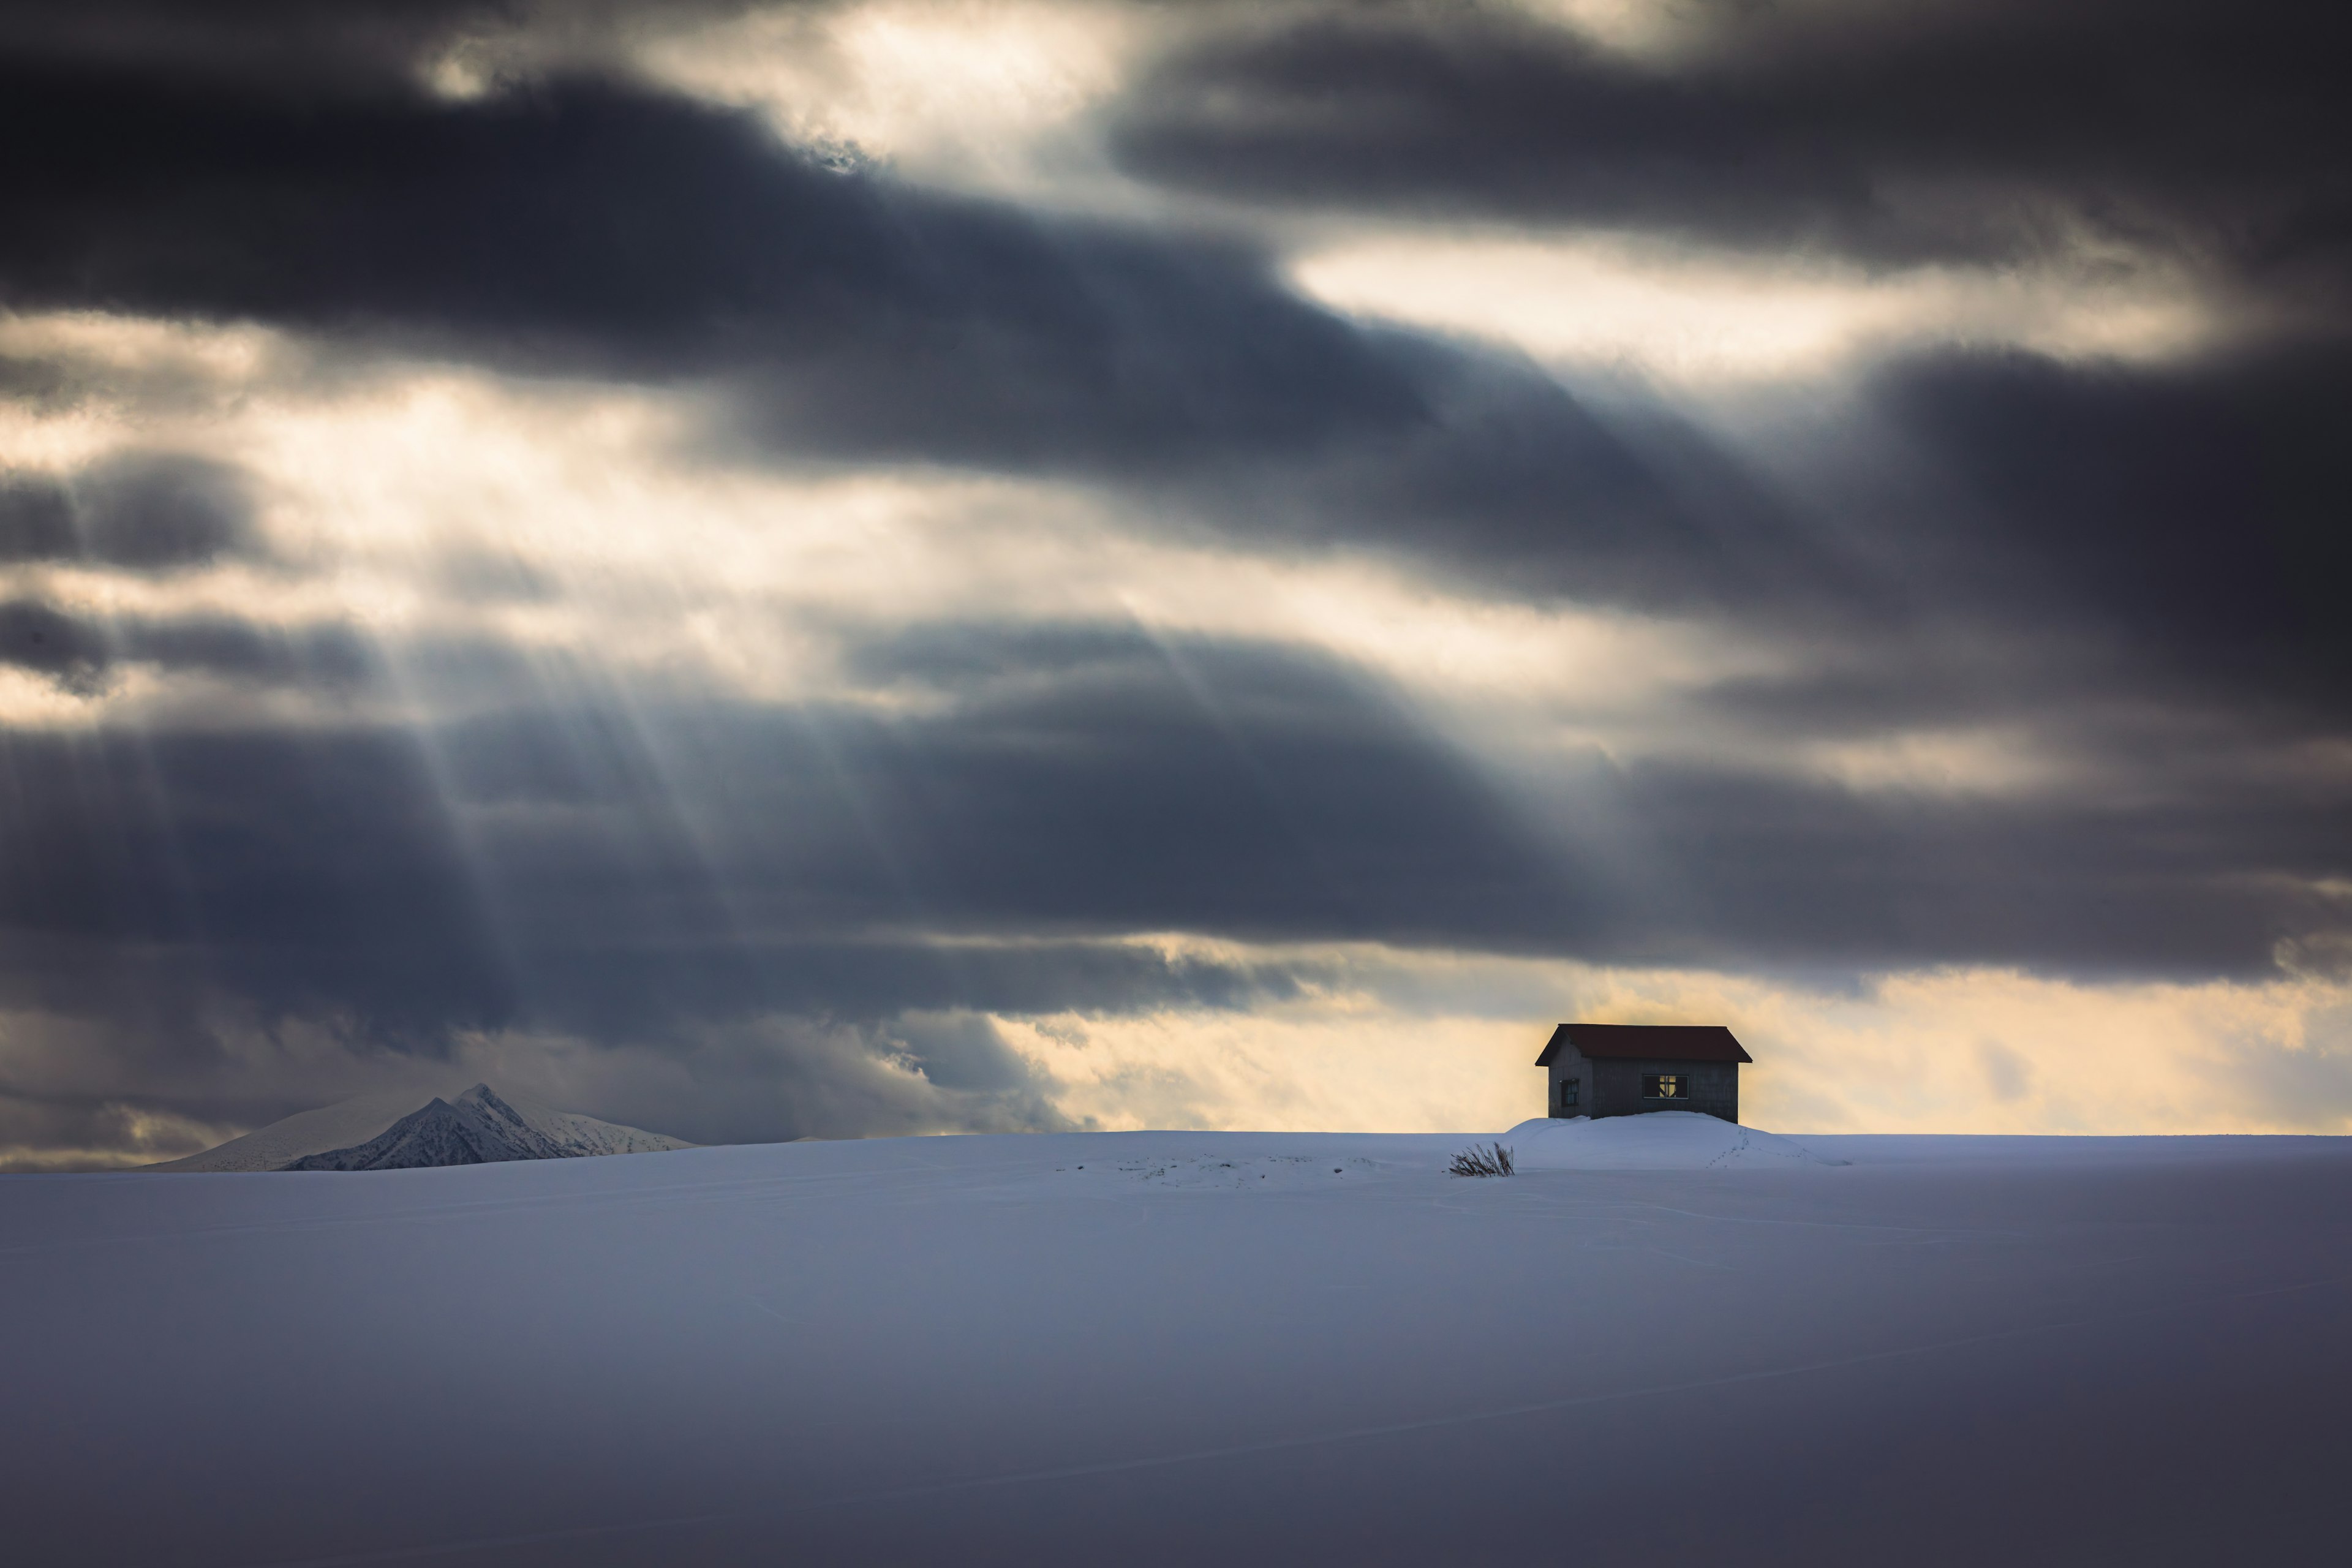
[70,453,257,568]
[886,1011,1052,1094]
[776,630,1580,947]
[1,453,257,571]
[133,617,380,688]
[1864,345,2352,706]
[0,0,767,85]
[0,600,111,692]
[0,6,2340,639]
[0,474,72,560]
[1,624,2337,1039]
[0,66,1420,467]
[1112,1,2352,295]
[791,624,2348,979]
[1585,758,2346,978]
[1172,338,1817,609]
[0,59,1742,600]
[0,0,483,78]
[0,637,1437,1042]
[0,600,376,693]
[1672,337,2352,745]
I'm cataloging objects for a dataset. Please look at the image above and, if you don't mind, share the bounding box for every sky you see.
[1,0,2346,1168]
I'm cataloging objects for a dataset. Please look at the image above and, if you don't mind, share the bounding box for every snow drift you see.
[1500,1112,1847,1169]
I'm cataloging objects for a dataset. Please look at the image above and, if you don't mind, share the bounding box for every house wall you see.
[1588,1058,1740,1124]
[1546,1046,1589,1118]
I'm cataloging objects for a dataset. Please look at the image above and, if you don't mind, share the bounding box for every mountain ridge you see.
[147,1083,692,1172]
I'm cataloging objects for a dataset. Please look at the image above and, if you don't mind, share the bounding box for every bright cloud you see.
[1289,232,2225,383]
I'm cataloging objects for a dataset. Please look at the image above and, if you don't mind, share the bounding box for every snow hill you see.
[146,1083,690,1172]
[11,1118,2350,1566]
[1500,1111,1849,1169]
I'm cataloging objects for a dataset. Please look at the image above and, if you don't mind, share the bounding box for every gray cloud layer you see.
[1,454,257,571]
[3,630,2335,1025]
[1114,1,2352,297]
[0,56,1738,622]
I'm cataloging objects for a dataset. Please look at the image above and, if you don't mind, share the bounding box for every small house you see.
[1538,1023,1752,1124]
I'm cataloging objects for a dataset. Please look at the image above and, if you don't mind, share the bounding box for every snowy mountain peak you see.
[282,1084,691,1171]
[284,1091,546,1170]
[146,1083,692,1172]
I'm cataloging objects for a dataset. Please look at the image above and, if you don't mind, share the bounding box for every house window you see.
[1642,1074,1686,1099]
[1559,1079,1579,1109]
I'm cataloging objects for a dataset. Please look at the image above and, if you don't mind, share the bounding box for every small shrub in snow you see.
[1448,1143,1515,1178]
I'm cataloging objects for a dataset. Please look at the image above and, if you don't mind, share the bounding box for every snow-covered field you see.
[7,1115,2346,1566]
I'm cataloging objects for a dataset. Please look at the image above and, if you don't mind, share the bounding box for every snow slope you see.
[1501,1111,1847,1169]
[484,1084,693,1158]
[8,1118,2348,1566]
[146,1082,690,1171]
[140,1088,440,1172]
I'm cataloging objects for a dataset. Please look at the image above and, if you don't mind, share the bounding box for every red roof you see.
[1536,1023,1753,1066]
